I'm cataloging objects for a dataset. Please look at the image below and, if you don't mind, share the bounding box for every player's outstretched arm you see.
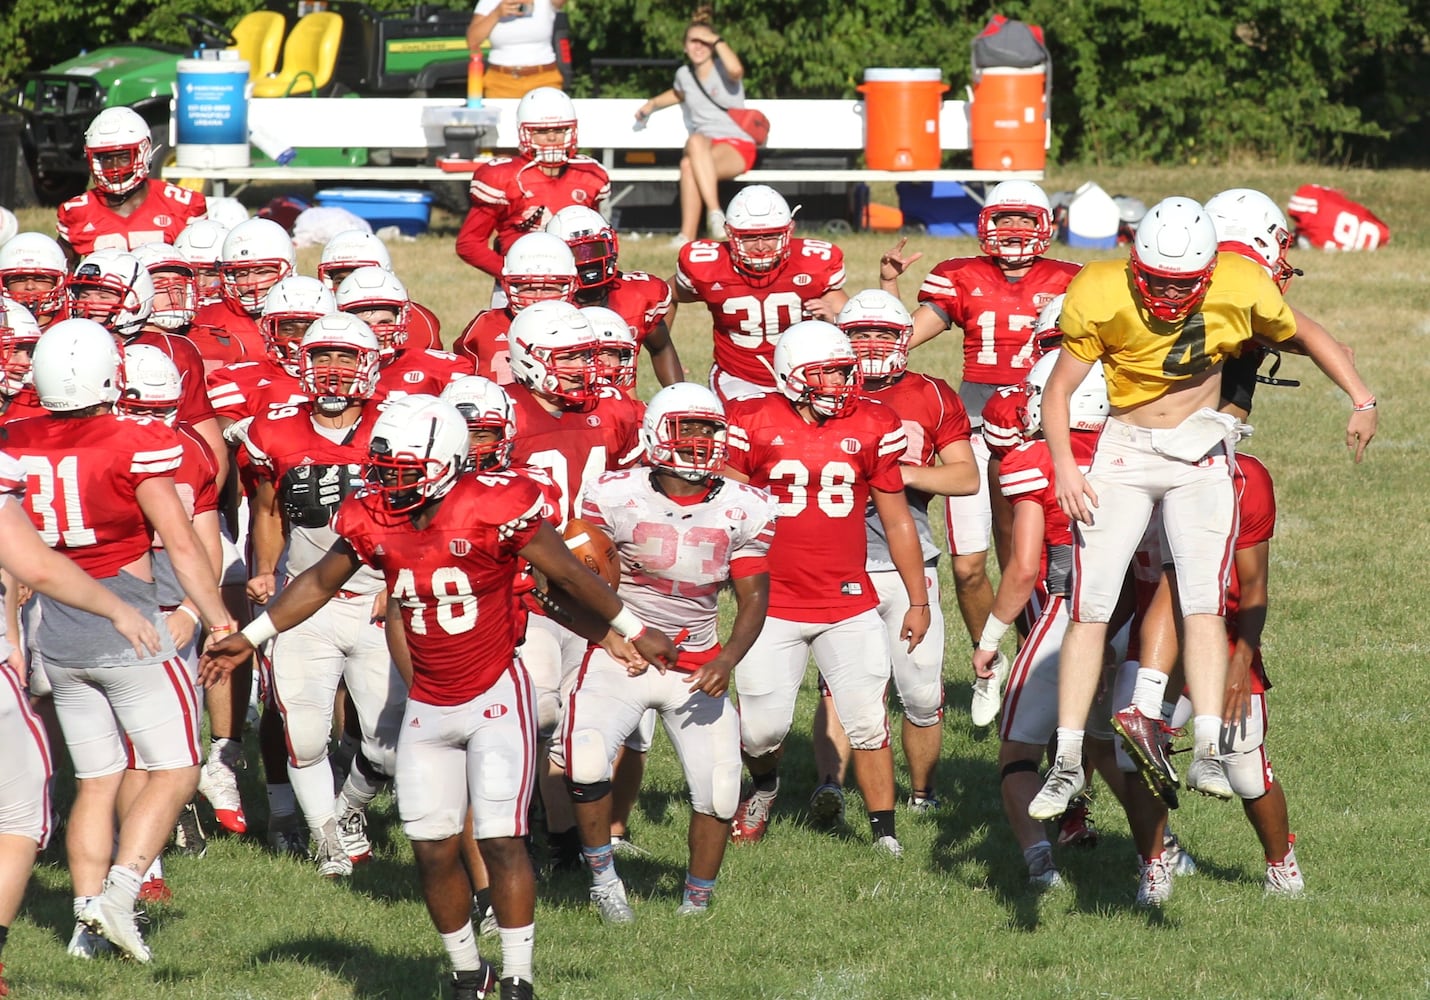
[644,321,686,387]
[0,502,162,658]
[199,542,361,686]
[688,570,769,697]
[871,486,931,651]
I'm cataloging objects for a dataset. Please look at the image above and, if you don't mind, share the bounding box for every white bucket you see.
[175,57,251,169]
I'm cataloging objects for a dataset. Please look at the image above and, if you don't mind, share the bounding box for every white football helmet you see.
[318,229,393,290]
[1022,348,1109,435]
[440,374,517,471]
[641,382,727,482]
[501,232,578,313]
[298,313,381,414]
[1033,293,1066,354]
[1205,188,1296,291]
[725,185,795,277]
[546,205,618,292]
[0,209,17,248]
[31,318,124,411]
[69,249,154,340]
[205,196,250,229]
[0,295,42,395]
[508,299,600,411]
[978,180,1053,264]
[366,394,469,515]
[119,343,182,425]
[0,232,69,322]
[130,242,197,331]
[219,218,297,316]
[516,87,579,164]
[1131,197,1219,322]
[261,275,335,375]
[336,266,410,356]
[837,289,913,380]
[84,107,152,197]
[174,219,230,307]
[774,320,861,418]
[581,305,637,389]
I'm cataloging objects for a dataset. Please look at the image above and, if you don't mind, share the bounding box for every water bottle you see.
[466,51,485,109]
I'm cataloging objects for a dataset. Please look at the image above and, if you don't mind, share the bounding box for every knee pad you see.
[1000,759,1039,782]
[1225,749,1274,800]
[564,778,611,803]
[287,729,330,770]
[708,760,743,822]
[355,746,394,783]
[535,689,563,743]
[566,728,612,787]
[897,677,945,729]
[844,709,892,752]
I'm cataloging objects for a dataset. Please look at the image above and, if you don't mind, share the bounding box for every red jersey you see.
[456,155,612,276]
[676,238,846,387]
[453,310,514,385]
[1286,184,1390,251]
[981,383,1030,459]
[377,348,472,401]
[409,301,443,351]
[130,329,218,427]
[189,300,266,376]
[335,472,546,705]
[998,431,1099,595]
[917,256,1079,385]
[0,388,48,426]
[0,413,182,576]
[1228,453,1275,693]
[206,358,304,423]
[56,181,207,256]
[725,394,905,621]
[597,270,672,348]
[507,384,643,525]
[171,423,220,523]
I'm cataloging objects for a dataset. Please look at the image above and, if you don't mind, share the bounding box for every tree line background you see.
[2,0,1426,165]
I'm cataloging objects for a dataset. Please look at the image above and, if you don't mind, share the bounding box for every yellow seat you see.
[230,11,286,82]
[251,11,343,98]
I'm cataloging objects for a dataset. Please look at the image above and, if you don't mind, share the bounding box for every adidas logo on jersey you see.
[770,435,785,445]
[970,287,984,296]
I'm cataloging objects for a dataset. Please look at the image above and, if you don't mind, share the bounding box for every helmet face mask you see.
[1,233,70,323]
[775,321,862,419]
[977,181,1053,264]
[336,266,410,358]
[725,185,795,279]
[641,383,728,482]
[298,314,380,414]
[508,300,601,412]
[0,297,42,395]
[261,276,335,375]
[118,343,181,425]
[1130,197,1220,323]
[68,251,154,340]
[501,233,579,313]
[365,397,468,517]
[837,289,913,381]
[441,376,517,472]
[517,87,579,165]
[220,219,297,316]
[84,108,152,198]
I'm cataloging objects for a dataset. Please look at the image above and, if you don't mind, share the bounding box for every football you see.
[562,518,621,590]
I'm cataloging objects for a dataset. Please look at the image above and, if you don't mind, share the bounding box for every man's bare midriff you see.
[1110,365,1222,429]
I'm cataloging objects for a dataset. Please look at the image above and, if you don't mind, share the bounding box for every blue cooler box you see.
[896,181,980,237]
[314,188,434,235]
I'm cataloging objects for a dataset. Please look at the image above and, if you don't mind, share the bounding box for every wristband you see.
[977,615,1011,653]
[1351,396,1376,412]
[609,607,645,641]
[909,603,929,609]
[240,612,278,647]
[175,605,201,626]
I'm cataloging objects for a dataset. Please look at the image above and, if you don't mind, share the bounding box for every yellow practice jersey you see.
[1058,252,1297,408]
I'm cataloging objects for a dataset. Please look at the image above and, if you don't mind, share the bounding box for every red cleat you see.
[729,792,775,844]
[138,877,173,904]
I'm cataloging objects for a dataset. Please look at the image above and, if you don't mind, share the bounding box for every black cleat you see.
[451,960,497,1000]
[500,976,535,1000]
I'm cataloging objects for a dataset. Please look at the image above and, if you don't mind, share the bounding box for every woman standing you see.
[635,8,756,247]
[468,0,568,99]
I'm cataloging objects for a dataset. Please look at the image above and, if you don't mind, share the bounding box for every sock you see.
[582,843,618,886]
[681,873,716,909]
[1131,668,1168,717]
[498,923,534,983]
[1054,728,1085,765]
[103,864,143,907]
[473,886,493,919]
[439,922,481,973]
[73,896,96,919]
[142,856,163,882]
[1192,715,1221,756]
[288,759,338,836]
[1160,700,1178,725]
[210,735,241,762]
[751,771,779,796]
[1022,839,1052,866]
[868,809,895,841]
[339,758,384,810]
[267,782,297,819]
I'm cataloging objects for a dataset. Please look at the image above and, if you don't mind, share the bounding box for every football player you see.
[879,180,1080,674]
[675,185,848,402]
[56,107,207,262]
[454,232,579,384]
[555,383,777,922]
[242,315,403,875]
[1030,197,1376,823]
[545,206,684,386]
[131,242,198,334]
[456,88,611,293]
[173,218,230,310]
[318,229,443,350]
[0,232,70,330]
[723,321,929,855]
[335,267,471,397]
[806,290,978,825]
[201,394,677,1000]
[1,319,233,963]
[0,296,46,425]
[189,218,296,375]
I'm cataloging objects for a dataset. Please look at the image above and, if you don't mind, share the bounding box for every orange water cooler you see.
[969,66,1047,171]
[858,68,948,170]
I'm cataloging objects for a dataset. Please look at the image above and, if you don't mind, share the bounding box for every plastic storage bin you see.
[313,188,433,235]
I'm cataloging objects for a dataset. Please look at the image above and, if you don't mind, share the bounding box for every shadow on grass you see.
[258,936,458,1000]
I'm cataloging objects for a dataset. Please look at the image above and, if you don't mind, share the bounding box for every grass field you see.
[6,163,1429,998]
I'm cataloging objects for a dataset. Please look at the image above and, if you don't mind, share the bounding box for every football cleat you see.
[336,799,374,865]
[1135,855,1174,907]
[1028,756,1086,821]
[450,961,497,1000]
[609,834,651,859]
[473,896,499,937]
[873,835,904,859]
[79,893,151,963]
[66,921,115,960]
[905,793,942,815]
[1112,706,1181,807]
[808,782,845,829]
[1185,754,1234,800]
[969,651,1010,728]
[499,977,535,1000]
[589,879,636,924]
[137,877,172,904]
[675,900,709,916]
[1056,795,1098,849]
[1265,835,1304,897]
[197,742,248,834]
[268,814,309,857]
[314,822,354,879]
[1026,844,1063,890]
[730,790,776,844]
[174,800,208,858]
[1163,831,1198,877]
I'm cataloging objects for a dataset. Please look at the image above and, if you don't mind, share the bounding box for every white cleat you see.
[1265,841,1305,897]
[197,742,247,834]
[873,835,904,859]
[1186,754,1234,800]
[589,879,635,924]
[314,822,354,879]
[1163,832,1198,877]
[1026,844,1063,891]
[1028,757,1086,821]
[66,921,115,960]
[79,894,151,963]
[1136,856,1174,907]
[969,652,1010,728]
[336,799,373,864]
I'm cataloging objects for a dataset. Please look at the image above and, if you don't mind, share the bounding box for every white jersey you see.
[577,470,777,664]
